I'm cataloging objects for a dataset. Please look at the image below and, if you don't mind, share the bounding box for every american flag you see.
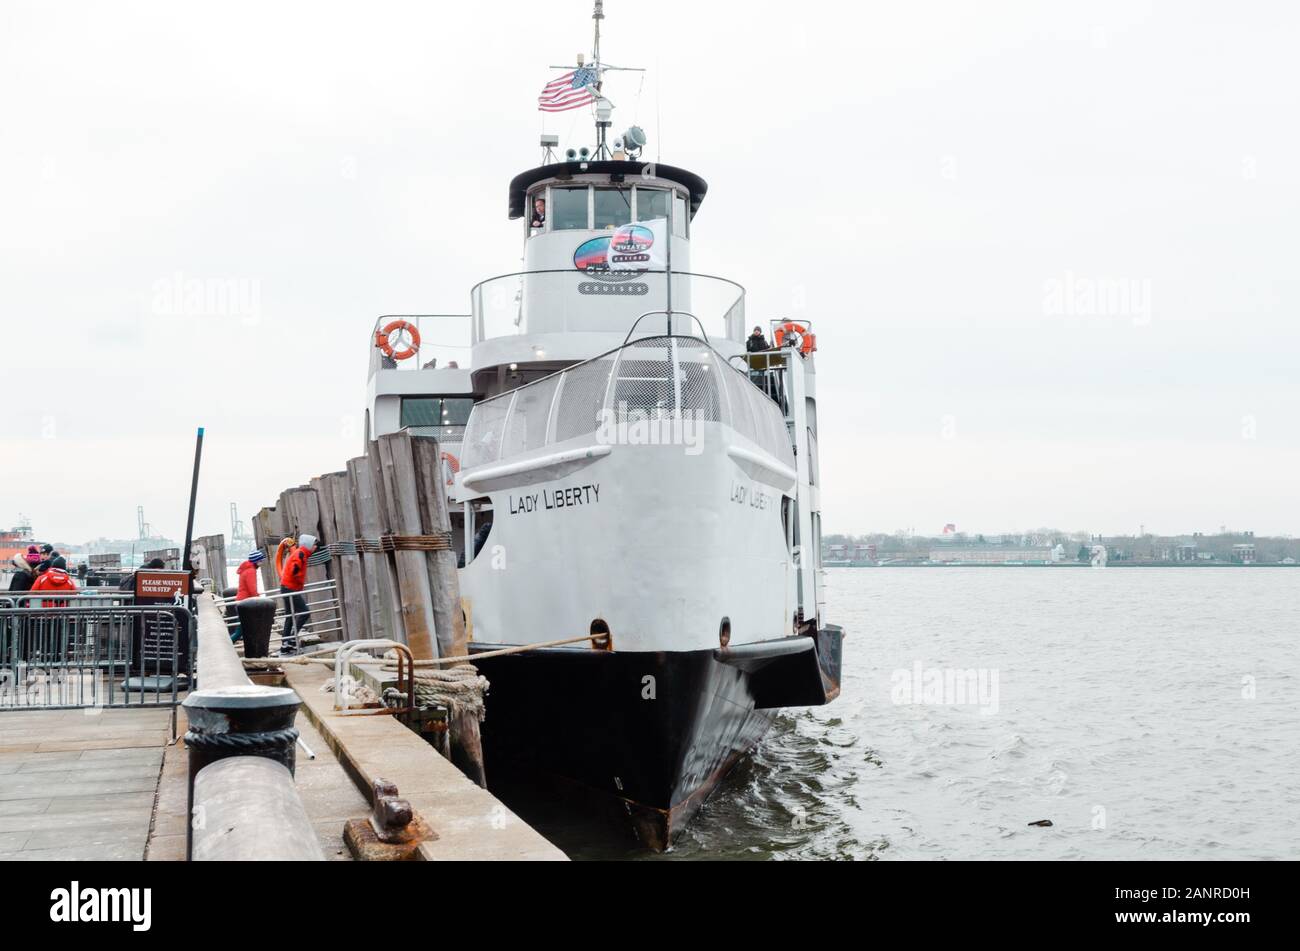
[538,66,597,112]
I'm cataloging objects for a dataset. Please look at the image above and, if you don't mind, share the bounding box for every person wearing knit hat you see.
[236,551,264,601]
[8,552,38,593]
[231,550,268,643]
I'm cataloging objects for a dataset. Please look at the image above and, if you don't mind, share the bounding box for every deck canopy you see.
[508,161,708,220]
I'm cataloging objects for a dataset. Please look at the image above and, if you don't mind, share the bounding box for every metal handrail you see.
[467,267,745,300]
[622,310,711,346]
[468,268,746,344]
[459,331,795,476]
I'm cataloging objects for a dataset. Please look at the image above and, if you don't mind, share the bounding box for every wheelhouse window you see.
[551,186,590,230]
[593,187,631,230]
[528,192,547,233]
[672,192,688,237]
[635,187,669,222]
[401,397,474,429]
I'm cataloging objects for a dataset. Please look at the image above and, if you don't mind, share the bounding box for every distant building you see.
[1231,544,1257,565]
[928,546,1060,565]
[1174,544,1197,563]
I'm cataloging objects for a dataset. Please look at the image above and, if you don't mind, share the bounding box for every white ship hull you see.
[459,428,797,652]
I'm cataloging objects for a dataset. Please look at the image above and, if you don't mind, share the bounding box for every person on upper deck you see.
[746,325,770,353]
[530,197,546,230]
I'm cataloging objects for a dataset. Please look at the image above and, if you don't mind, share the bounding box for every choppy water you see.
[536,567,1300,860]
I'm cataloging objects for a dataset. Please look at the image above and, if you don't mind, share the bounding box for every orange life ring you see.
[275,537,294,577]
[375,320,421,361]
[773,321,817,354]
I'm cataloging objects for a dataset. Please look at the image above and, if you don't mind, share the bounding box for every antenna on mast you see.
[591,0,612,159]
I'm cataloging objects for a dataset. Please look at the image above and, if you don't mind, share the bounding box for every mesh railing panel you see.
[461,335,794,473]
[553,356,616,442]
[673,337,727,423]
[460,393,513,469]
[501,374,560,459]
[723,362,758,446]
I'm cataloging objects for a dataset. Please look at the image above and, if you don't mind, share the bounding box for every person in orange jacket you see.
[31,555,78,607]
[229,550,265,643]
[278,534,315,655]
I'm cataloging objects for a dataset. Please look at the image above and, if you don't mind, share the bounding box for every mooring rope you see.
[238,631,607,670]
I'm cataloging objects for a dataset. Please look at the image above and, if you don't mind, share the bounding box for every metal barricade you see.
[0,602,193,710]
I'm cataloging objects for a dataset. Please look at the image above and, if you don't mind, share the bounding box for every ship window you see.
[593,187,631,229]
[441,397,474,426]
[672,192,688,237]
[401,397,474,428]
[528,192,547,234]
[551,186,590,230]
[634,187,668,222]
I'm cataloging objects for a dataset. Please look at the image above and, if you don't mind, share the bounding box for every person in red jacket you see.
[31,555,78,607]
[237,550,264,600]
[278,534,316,656]
[229,550,265,643]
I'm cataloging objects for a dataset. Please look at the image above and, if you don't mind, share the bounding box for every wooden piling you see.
[410,436,468,658]
[193,533,228,592]
[364,440,410,646]
[374,434,439,660]
[410,434,483,786]
[321,470,370,644]
[347,455,395,644]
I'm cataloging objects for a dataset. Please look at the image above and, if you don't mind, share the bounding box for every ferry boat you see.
[364,2,843,849]
[0,516,35,564]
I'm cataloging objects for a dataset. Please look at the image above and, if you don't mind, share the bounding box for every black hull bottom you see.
[470,626,843,851]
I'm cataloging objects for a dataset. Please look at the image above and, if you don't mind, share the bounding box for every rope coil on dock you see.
[184,727,300,754]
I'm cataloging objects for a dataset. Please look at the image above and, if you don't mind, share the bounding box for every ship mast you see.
[591,0,609,158]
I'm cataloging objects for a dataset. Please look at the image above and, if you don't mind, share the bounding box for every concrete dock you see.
[0,707,172,860]
[0,592,567,861]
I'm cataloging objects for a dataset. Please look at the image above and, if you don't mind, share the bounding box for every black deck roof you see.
[507,160,708,220]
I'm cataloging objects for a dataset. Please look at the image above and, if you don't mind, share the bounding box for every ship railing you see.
[368,314,472,378]
[0,602,193,710]
[468,269,747,345]
[212,578,344,645]
[458,332,794,479]
[729,349,798,417]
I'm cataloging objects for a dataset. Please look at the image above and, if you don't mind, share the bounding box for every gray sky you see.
[1,0,1297,545]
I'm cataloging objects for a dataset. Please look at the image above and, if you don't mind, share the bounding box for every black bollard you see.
[236,597,277,661]
[182,684,302,858]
